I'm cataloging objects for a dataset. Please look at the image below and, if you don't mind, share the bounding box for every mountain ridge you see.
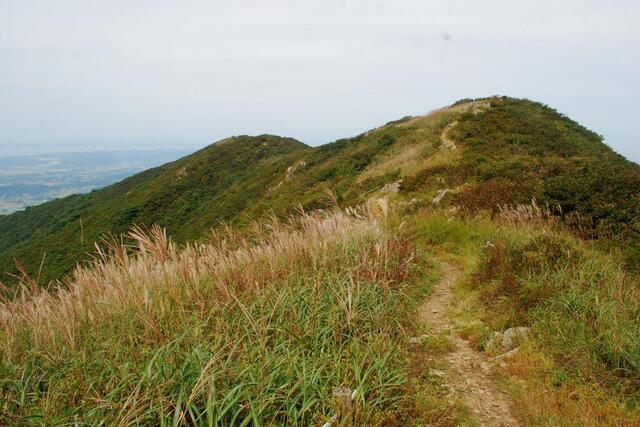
[1,96,639,286]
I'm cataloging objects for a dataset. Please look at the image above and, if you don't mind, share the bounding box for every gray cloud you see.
[1,0,638,161]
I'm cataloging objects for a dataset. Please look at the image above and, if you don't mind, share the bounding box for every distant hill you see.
[1,97,639,286]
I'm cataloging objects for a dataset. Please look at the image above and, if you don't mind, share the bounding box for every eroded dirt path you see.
[440,121,459,150]
[419,264,520,426]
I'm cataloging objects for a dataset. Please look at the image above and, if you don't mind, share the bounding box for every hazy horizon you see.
[2,1,639,162]
[0,142,201,158]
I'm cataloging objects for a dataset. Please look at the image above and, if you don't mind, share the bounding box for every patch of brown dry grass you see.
[502,349,640,426]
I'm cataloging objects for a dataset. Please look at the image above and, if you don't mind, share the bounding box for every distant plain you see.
[0,149,188,214]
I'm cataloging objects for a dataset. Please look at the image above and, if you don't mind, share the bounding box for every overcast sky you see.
[1,0,639,162]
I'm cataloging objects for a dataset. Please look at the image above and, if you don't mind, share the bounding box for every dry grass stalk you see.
[497,198,560,227]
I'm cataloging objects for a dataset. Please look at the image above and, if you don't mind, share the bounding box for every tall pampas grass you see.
[497,198,560,227]
[0,206,403,357]
[0,206,418,425]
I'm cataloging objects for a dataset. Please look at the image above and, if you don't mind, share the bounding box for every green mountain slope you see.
[402,99,640,238]
[2,96,640,425]
[1,96,639,286]
[0,121,414,284]
[0,135,311,284]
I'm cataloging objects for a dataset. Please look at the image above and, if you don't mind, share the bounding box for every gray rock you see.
[502,327,530,350]
[407,334,428,345]
[487,327,530,352]
[431,369,445,378]
[432,189,455,206]
[494,347,520,360]
[381,179,402,194]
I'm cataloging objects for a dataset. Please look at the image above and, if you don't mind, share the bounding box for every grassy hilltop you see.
[1,97,639,424]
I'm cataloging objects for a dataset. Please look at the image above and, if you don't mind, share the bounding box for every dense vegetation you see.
[452,99,640,237]
[401,97,640,268]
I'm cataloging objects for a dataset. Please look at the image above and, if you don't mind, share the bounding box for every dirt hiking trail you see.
[440,121,459,150]
[419,263,520,426]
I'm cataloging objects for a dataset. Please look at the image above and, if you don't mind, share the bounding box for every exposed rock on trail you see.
[418,264,520,426]
[438,100,490,151]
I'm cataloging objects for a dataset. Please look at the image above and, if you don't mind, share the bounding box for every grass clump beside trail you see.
[404,206,640,425]
[0,208,423,425]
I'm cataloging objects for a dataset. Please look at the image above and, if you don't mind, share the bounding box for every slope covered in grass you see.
[453,99,640,235]
[402,98,640,236]
[0,208,424,425]
[4,200,639,425]
[0,135,310,284]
